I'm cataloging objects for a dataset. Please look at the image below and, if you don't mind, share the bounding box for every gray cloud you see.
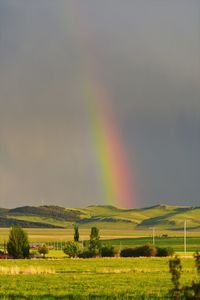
[0,0,200,207]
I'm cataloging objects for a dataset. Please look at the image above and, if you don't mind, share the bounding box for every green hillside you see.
[0,204,199,230]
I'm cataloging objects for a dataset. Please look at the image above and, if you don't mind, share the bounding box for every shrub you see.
[135,244,157,257]
[38,244,49,258]
[63,241,81,258]
[156,247,174,257]
[7,227,30,259]
[120,248,138,257]
[120,244,157,257]
[78,249,95,258]
[101,246,118,257]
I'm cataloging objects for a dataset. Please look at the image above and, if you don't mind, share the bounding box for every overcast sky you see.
[0,0,200,208]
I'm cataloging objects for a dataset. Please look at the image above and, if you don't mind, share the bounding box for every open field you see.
[0,228,199,254]
[0,209,199,299]
[0,257,198,299]
[100,236,200,253]
[0,227,200,241]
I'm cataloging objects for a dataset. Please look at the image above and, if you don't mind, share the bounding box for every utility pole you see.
[184,220,187,257]
[150,227,155,246]
[152,227,155,246]
[119,241,122,253]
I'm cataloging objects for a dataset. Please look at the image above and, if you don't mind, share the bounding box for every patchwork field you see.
[0,228,200,255]
[0,205,199,299]
[0,257,198,299]
[1,204,200,231]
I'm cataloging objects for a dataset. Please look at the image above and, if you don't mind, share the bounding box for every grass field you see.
[0,227,200,241]
[100,236,200,252]
[0,226,199,299]
[0,257,198,299]
[0,228,199,254]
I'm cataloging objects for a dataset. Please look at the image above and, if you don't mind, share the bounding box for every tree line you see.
[1,225,175,259]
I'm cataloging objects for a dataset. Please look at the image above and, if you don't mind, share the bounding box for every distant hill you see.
[0,204,199,230]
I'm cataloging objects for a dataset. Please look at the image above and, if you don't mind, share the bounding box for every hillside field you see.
[0,204,200,231]
[0,204,199,253]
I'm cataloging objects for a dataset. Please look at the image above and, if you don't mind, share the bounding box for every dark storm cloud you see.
[0,0,200,207]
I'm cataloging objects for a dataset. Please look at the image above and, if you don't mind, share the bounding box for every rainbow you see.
[66,2,136,208]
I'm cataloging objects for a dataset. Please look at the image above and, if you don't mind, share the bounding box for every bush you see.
[120,248,137,257]
[156,247,174,257]
[7,227,30,259]
[101,246,118,257]
[120,244,157,257]
[135,244,157,257]
[63,241,81,258]
[78,249,95,258]
[38,244,49,258]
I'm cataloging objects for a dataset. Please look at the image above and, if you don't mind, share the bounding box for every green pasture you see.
[44,236,200,257]
[0,257,198,299]
[41,235,200,257]
[0,227,199,242]
[100,236,200,252]
[38,236,200,254]
[0,227,199,255]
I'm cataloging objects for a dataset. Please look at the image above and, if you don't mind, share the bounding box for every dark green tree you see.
[74,224,79,242]
[169,252,200,299]
[194,251,200,274]
[89,227,100,256]
[90,227,100,240]
[169,255,182,298]
[7,227,30,259]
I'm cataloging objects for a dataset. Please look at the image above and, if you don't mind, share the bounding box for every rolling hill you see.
[0,204,200,230]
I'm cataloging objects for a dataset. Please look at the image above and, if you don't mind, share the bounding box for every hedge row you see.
[120,244,174,257]
[63,242,174,258]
